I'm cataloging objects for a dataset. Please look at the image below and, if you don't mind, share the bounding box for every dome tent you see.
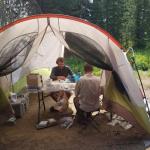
[0,14,150,134]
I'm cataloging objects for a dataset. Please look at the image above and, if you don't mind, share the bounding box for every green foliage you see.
[135,0,150,48]
[93,67,101,76]
[1,0,150,49]
[0,0,41,27]
[127,48,150,71]
[36,0,150,49]
[133,50,150,71]
[65,56,101,76]
[135,55,149,71]
[37,0,82,16]
[65,56,84,75]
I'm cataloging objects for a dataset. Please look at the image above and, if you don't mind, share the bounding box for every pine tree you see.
[36,0,82,17]
[0,0,41,27]
[135,0,150,48]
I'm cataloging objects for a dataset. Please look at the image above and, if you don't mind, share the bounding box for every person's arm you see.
[57,76,66,80]
[50,67,57,80]
[75,81,80,97]
[50,67,66,80]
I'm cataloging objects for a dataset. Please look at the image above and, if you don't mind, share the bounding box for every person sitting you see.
[50,90,68,113]
[49,57,74,113]
[73,63,103,124]
[50,57,74,82]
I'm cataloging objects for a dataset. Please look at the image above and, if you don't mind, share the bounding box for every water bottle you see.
[74,72,80,82]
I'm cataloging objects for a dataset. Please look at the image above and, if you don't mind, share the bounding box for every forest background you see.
[0,0,150,75]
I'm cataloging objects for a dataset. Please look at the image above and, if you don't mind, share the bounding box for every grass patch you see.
[128,49,150,71]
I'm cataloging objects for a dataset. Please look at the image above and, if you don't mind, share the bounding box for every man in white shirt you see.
[74,64,103,123]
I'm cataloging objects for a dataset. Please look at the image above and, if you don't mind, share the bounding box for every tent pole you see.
[130,50,150,115]
[10,73,14,92]
[134,60,146,97]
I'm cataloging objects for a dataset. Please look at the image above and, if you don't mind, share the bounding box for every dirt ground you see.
[0,91,149,150]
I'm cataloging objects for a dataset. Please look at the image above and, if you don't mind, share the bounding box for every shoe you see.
[6,116,16,125]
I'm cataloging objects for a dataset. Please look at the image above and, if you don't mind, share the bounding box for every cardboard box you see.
[27,73,43,89]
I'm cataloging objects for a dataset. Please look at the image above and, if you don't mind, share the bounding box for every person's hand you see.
[57,76,66,80]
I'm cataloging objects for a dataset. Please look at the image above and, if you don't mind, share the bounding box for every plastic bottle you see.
[74,71,80,82]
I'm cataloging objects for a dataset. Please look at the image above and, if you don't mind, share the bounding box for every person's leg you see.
[48,92,59,112]
[73,97,80,111]
[73,97,85,124]
[65,91,71,100]
[49,92,59,102]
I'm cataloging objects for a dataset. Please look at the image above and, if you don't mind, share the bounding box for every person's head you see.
[56,57,65,68]
[84,63,93,74]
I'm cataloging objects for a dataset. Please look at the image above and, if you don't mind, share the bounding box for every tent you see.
[0,14,150,134]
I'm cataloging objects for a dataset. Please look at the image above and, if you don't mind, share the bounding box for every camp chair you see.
[76,108,101,132]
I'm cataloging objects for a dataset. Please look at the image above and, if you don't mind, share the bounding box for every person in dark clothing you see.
[50,57,74,81]
[49,57,74,106]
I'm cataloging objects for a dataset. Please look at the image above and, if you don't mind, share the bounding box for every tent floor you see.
[0,93,149,150]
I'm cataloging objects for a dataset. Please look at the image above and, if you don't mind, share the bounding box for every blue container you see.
[74,73,80,82]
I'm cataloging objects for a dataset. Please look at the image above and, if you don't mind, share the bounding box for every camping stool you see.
[76,108,101,132]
